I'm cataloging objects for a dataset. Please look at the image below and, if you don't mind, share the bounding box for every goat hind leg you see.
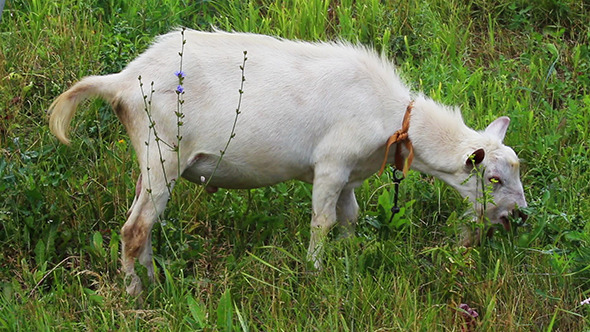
[138,231,154,282]
[121,187,169,296]
[126,174,142,218]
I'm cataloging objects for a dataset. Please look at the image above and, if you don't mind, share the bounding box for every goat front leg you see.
[307,163,349,269]
[336,185,359,239]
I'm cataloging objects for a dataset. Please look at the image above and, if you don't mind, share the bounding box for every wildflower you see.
[118,139,125,144]
[200,176,206,183]
[459,303,479,318]
[582,297,590,306]
[457,303,479,331]
[174,70,185,79]
[176,85,184,94]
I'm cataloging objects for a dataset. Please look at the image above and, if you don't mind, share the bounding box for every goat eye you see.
[489,176,502,185]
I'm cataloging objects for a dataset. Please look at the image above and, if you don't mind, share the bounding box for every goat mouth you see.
[499,210,528,232]
[516,209,529,223]
[499,216,511,231]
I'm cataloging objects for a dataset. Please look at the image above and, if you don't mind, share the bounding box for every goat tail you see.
[49,75,118,145]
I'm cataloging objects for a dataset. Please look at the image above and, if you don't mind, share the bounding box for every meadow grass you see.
[0,0,589,330]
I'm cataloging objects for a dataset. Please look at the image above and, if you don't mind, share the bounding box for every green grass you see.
[1,0,589,330]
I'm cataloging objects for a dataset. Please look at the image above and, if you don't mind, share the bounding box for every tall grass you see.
[0,0,589,330]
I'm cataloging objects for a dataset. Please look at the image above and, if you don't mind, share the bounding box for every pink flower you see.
[582,297,590,306]
[459,303,479,318]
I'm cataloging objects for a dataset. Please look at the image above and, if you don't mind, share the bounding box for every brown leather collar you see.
[378,100,415,176]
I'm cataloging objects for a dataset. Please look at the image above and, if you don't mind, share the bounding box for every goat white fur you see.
[49,30,527,296]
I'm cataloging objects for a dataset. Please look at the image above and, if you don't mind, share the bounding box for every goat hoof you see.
[125,274,143,297]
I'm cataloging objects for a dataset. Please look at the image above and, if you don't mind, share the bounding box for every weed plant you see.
[0,0,589,330]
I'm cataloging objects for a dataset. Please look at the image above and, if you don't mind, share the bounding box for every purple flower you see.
[176,85,184,94]
[174,70,185,78]
[582,297,590,306]
[459,303,479,318]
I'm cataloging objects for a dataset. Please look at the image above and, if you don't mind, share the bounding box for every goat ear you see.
[485,116,510,142]
[466,148,485,167]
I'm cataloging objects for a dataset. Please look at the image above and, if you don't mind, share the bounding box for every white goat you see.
[49,30,527,296]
